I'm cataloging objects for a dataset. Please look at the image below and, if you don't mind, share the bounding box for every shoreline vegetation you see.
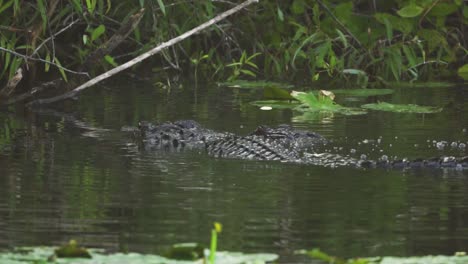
[0,0,467,107]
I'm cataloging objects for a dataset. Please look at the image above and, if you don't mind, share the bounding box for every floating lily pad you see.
[218,80,294,89]
[291,91,367,115]
[0,247,278,264]
[361,102,443,113]
[250,100,300,109]
[331,89,394,97]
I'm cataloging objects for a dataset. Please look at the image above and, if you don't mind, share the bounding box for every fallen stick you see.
[28,0,259,107]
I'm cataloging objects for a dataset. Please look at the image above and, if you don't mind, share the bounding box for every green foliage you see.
[226,51,261,81]
[0,0,465,89]
[291,91,366,115]
[458,64,468,80]
[361,102,443,113]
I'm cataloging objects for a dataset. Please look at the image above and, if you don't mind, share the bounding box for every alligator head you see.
[138,120,229,150]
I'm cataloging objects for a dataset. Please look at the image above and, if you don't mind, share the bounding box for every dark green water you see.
[0,79,467,262]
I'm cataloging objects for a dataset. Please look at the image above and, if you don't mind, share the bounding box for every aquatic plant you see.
[361,102,443,114]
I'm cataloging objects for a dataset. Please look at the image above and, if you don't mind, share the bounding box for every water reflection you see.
[0,80,467,260]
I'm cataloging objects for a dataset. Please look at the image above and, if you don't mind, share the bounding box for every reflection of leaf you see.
[331,89,394,97]
[361,102,443,113]
[218,80,293,89]
[291,91,367,115]
[264,86,294,100]
[250,100,300,109]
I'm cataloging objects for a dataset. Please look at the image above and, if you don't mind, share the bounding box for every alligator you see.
[138,120,468,170]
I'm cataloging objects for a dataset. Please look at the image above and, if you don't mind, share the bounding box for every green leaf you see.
[342,69,367,76]
[375,13,414,34]
[91,24,106,41]
[382,17,393,40]
[240,69,256,77]
[44,53,51,72]
[82,34,88,45]
[71,0,83,13]
[277,7,284,21]
[335,29,348,48]
[37,0,47,32]
[104,55,118,67]
[157,0,166,16]
[428,3,458,17]
[85,0,93,12]
[0,0,14,15]
[397,4,423,18]
[53,57,68,82]
[291,0,305,14]
[457,64,468,80]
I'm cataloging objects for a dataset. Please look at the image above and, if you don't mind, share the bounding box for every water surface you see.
[0,79,467,261]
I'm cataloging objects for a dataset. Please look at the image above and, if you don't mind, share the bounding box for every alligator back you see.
[206,135,300,162]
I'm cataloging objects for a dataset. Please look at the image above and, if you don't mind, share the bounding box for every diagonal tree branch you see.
[28,0,259,107]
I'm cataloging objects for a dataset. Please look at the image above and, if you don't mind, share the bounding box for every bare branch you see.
[32,18,81,57]
[28,0,259,106]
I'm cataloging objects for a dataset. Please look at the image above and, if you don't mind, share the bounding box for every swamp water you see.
[0,79,467,262]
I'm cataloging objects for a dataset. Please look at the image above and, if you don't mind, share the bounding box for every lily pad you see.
[291,91,367,115]
[218,80,294,89]
[0,246,278,264]
[361,102,443,113]
[331,89,394,97]
[250,100,300,109]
